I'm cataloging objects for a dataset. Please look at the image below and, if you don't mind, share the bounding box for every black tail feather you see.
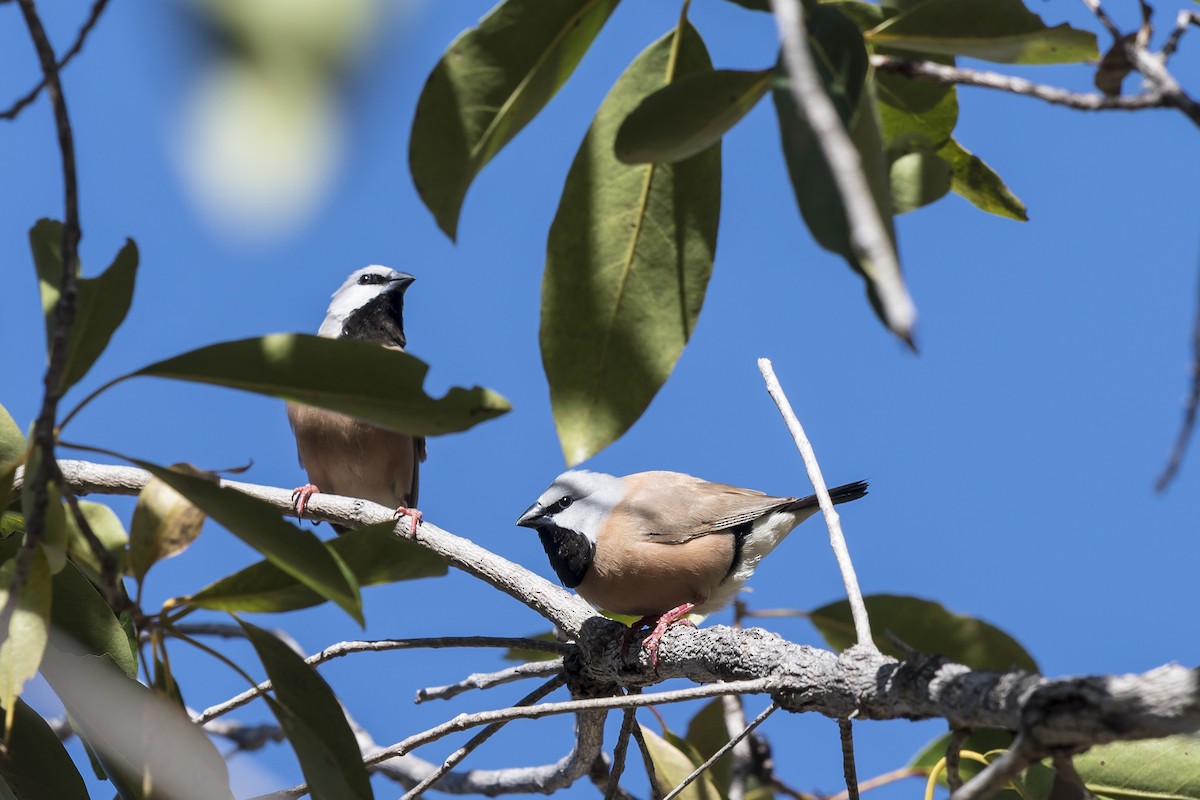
[784,479,868,513]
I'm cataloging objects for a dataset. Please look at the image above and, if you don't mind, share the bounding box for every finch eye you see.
[555,496,573,511]
[358,273,383,285]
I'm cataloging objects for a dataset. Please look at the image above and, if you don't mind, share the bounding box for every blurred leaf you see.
[63,499,129,583]
[410,0,620,239]
[938,137,1028,221]
[685,698,735,794]
[0,515,22,564]
[239,619,373,800]
[811,594,1038,672]
[0,403,25,511]
[132,459,364,625]
[910,728,1015,789]
[152,648,187,711]
[129,473,206,583]
[186,520,445,614]
[0,550,51,733]
[721,0,769,11]
[616,69,770,164]
[875,51,958,150]
[1095,35,1136,96]
[889,149,953,213]
[825,1,890,29]
[0,699,88,799]
[868,0,1099,64]
[20,450,67,574]
[1075,734,1200,800]
[543,23,720,466]
[134,334,510,437]
[31,219,138,392]
[41,636,232,800]
[49,559,137,679]
[640,724,721,800]
[503,632,563,663]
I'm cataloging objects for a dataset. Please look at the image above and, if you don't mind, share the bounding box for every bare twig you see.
[662,703,776,800]
[198,716,286,753]
[604,708,639,800]
[631,721,662,800]
[945,728,969,792]
[62,489,125,610]
[822,766,925,800]
[838,719,860,800]
[400,675,566,799]
[769,0,915,342]
[722,694,752,800]
[1,0,109,121]
[416,659,565,703]
[1157,256,1200,491]
[1162,10,1200,60]
[758,359,874,650]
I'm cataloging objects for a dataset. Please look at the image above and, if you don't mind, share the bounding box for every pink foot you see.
[394,505,423,531]
[628,603,698,667]
[291,484,320,519]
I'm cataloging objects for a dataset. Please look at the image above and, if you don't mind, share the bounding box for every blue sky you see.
[3,1,1199,797]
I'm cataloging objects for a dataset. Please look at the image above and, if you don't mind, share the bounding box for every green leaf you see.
[63,500,129,584]
[868,0,1099,64]
[889,149,953,213]
[49,559,137,679]
[938,137,1028,221]
[186,520,445,614]
[874,51,959,151]
[0,550,51,732]
[31,219,139,392]
[810,594,1038,672]
[685,698,735,795]
[910,728,1015,783]
[129,473,206,583]
[543,23,720,466]
[409,0,620,239]
[824,1,891,30]
[0,699,88,800]
[616,69,770,164]
[132,459,364,625]
[502,631,563,663]
[239,619,373,800]
[134,334,510,437]
[1075,734,1200,800]
[0,404,25,511]
[640,724,721,800]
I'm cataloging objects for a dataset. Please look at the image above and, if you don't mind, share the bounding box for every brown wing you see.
[616,471,796,544]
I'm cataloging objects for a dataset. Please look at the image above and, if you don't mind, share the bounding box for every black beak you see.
[389,273,416,292]
[516,503,547,528]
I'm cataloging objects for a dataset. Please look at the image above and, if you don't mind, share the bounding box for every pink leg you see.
[630,603,698,667]
[394,505,423,531]
[291,484,320,519]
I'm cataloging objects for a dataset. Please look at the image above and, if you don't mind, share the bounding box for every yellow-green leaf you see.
[890,149,953,213]
[1075,734,1200,800]
[129,473,207,583]
[134,334,510,437]
[0,404,25,511]
[410,0,620,239]
[63,499,129,583]
[0,550,51,733]
[543,22,720,466]
[640,724,721,800]
[938,136,1028,221]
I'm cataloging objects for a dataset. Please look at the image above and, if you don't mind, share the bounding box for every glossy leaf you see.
[31,219,139,392]
[0,550,50,731]
[868,0,1099,65]
[239,619,373,800]
[1075,734,1200,800]
[49,559,137,678]
[616,69,770,164]
[811,594,1038,672]
[0,403,24,511]
[186,520,445,614]
[938,137,1028,221]
[134,334,510,437]
[889,149,953,213]
[63,499,129,583]
[129,473,206,583]
[132,459,364,624]
[543,23,720,466]
[410,0,620,239]
[0,699,88,800]
[640,724,721,800]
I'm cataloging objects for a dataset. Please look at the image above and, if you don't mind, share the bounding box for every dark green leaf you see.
[640,724,721,800]
[49,559,136,679]
[409,0,620,239]
[825,1,891,30]
[0,550,50,729]
[543,23,720,466]
[868,0,1099,64]
[1075,734,1200,800]
[134,335,510,437]
[616,69,770,164]
[239,619,373,800]
[31,219,139,392]
[133,459,364,625]
[938,137,1028,221]
[889,149,953,213]
[186,520,445,614]
[0,404,24,511]
[63,500,129,584]
[0,699,88,800]
[129,473,206,583]
[685,698,735,794]
[875,51,958,150]
[811,594,1038,672]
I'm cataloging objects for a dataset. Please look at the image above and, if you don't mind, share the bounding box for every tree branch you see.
[1,0,109,121]
[416,659,565,703]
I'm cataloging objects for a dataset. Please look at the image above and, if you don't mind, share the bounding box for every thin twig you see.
[194,636,574,725]
[631,721,663,800]
[416,658,564,703]
[604,708,639,800]
[198,716,286,753]
[0,0,109,121]
[723,694,751,800]
[1162,10,1200,60]
[662,704,777,800]
[822,767,926,800]
[758,359,874,650]
[838,719,860,800]
[951,737,1033,800]
[769,0,915,342]
[400,675,566,799]
[1156,255,1200,491]
[62,488,125,610]
[945,728,968,792]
